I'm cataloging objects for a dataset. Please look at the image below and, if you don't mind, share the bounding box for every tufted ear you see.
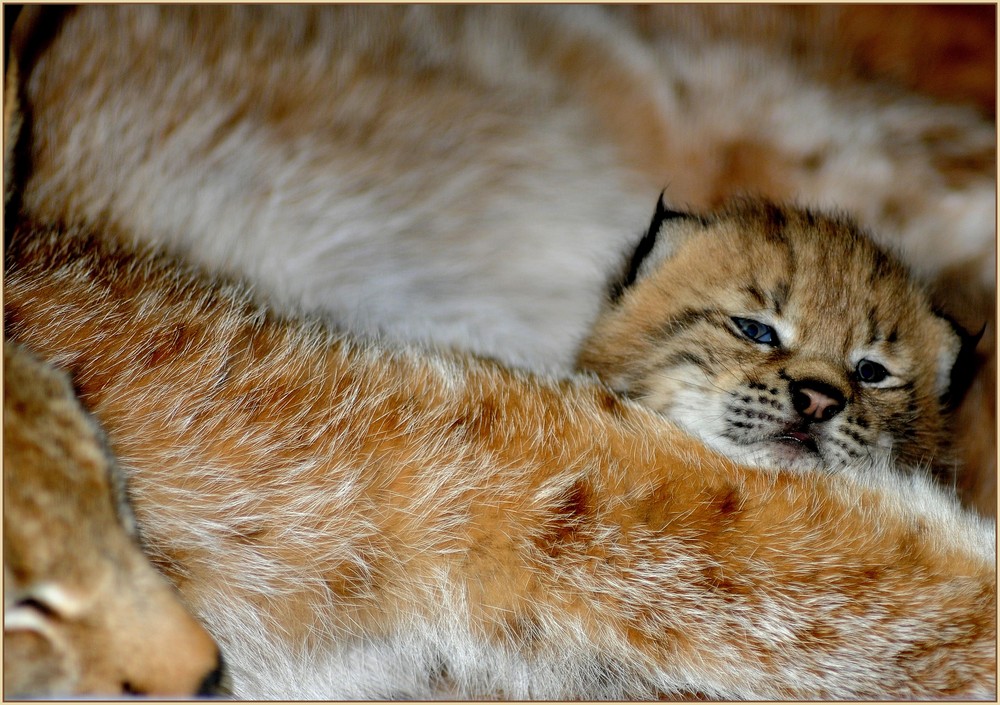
[608,191,691,303]
[936,313,985,409]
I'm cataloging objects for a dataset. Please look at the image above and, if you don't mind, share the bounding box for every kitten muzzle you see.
[775,429,819,455]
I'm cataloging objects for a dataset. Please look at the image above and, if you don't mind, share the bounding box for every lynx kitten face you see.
[579,199,966,474]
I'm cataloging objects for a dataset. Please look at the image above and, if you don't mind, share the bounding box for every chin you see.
[761,441,827,473]
[701,434,827,473]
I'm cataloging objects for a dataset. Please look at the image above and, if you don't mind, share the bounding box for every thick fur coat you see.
[4,224,996,699]
[14,5,995,512]
[4,5,996,699]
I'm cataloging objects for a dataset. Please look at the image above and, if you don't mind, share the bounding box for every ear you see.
[935,312,985,408]
[2,616,76,697]
[608,191,691,303]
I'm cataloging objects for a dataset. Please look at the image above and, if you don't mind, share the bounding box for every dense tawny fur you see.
[15,5,995,511]
[4,223,995,700]
[579,199,964,476]
[5,5,996,697]
[16,6,995,365]
[2,341,224,698]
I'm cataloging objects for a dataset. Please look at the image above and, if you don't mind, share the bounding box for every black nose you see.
[197,652,230,697]
[790,379,845,422]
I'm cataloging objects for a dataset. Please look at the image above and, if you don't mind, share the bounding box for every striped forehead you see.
[727,230,917,352]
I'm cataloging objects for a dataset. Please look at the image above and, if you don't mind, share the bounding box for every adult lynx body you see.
[19,6,995,370]
[5,225,995,700]
[6,5,995,698]
[16,5,995,508]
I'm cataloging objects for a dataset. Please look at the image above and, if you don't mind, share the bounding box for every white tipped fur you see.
[18,6,994,372]
[5,226,996,699]
[16,6,994,510]
[7,5,996,699]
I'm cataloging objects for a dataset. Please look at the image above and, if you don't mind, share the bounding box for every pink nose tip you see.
[798,388,840,420]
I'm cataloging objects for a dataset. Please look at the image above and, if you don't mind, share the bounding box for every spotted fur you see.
[4,222,995,700]
[5,5,995,698]
[579,199,966,477]
[13,6,994,513]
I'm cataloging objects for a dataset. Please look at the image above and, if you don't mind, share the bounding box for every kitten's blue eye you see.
[856,359,889,384]
[732,317,779,346]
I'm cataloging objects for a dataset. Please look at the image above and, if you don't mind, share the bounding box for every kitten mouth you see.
[775,430,819,455]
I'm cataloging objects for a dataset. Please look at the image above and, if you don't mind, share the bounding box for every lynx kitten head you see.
[578,197,974,474]
[2,342,225,698]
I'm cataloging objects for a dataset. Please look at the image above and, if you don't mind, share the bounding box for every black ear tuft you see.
[608,191,689,303]
[940,315,986,409]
